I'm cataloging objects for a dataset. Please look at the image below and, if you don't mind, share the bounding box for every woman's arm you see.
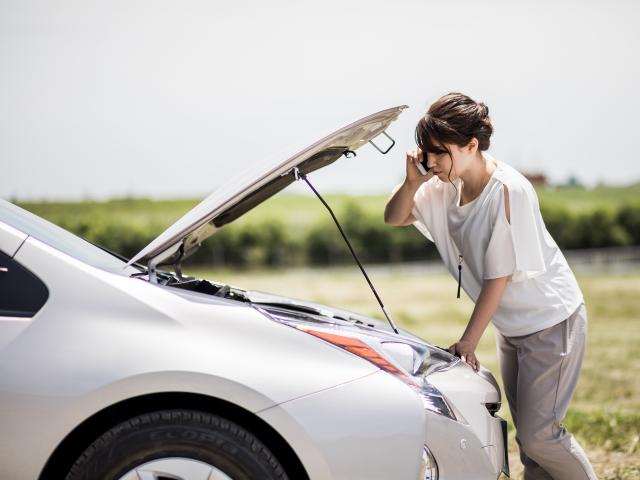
[384,148,432,226]
[450,184,514,370]
[384,180,420,225]
[449,276,509,370]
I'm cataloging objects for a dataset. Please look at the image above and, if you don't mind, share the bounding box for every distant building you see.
[523,173,548,186]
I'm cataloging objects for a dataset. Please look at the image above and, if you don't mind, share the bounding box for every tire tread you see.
[66,409,288,480]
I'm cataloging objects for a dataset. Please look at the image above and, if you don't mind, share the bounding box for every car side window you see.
[0,251,49,317]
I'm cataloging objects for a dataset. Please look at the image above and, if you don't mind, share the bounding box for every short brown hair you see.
[415,92,493,155]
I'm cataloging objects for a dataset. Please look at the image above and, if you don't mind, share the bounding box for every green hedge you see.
[541,205,635,249]
[17,200,640,268]
[188,202,440,267]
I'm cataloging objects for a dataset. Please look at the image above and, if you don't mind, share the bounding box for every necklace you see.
[457,254,463,299]
[454,161,495,298]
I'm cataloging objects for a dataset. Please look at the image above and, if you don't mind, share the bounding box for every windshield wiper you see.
[289,165,400,334]
[252,301,324,315]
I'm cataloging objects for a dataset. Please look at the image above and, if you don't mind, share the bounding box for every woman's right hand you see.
[384,148,433,225]
[406,147,434,185]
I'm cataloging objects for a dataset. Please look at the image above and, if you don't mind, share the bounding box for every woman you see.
[384,93,597,479]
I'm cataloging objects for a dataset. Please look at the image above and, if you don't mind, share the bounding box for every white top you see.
[410,156,583,337]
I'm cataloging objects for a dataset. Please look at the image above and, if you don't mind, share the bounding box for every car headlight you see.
[380,341,453,377]
[295,327,458,420]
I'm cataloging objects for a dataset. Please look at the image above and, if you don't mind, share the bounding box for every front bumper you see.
[424,363,509,479]
[422,409,508,479]
[257,364,509,480]
[257,370,426,480]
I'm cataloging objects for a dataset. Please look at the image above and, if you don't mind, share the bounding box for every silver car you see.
[0,106,508,480]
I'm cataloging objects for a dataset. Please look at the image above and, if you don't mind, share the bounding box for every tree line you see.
[40,201,640,268]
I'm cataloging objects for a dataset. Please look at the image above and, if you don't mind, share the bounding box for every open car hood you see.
[127,105,408,268]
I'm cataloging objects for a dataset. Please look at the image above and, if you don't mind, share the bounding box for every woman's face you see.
[425,139,478,182]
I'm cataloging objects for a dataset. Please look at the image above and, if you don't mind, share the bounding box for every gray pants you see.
[496,303,598,480]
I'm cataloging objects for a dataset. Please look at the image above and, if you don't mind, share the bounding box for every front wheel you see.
[65,410,289,480]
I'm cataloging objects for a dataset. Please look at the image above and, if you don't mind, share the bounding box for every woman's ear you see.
[466,138,479,154]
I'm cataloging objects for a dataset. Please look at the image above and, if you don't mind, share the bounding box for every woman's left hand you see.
[448,340,480,371]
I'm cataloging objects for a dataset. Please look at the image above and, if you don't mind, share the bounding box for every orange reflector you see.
[298,327,410,381]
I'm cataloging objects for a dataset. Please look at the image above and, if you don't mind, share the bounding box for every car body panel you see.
[428,363,500,443]
[258,370,426,480]
[422,409,505,479]
[0,235,382,479]
[426,363,506,479]
[0,215,508,480]
[0,220,27,257]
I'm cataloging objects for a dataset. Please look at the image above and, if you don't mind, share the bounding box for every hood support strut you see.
[148,240,199,284]
[148,242,181,284]
[295,166,400,334]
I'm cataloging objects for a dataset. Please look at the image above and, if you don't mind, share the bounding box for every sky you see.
[1,0,639,201]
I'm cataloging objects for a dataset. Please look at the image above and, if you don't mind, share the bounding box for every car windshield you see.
[0,199,139,275]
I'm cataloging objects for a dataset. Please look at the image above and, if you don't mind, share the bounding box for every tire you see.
[65,409,289,480]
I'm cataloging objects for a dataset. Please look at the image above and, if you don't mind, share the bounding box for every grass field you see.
[188,265,640,480]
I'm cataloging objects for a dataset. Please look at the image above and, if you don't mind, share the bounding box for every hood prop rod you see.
[296,168,399,334]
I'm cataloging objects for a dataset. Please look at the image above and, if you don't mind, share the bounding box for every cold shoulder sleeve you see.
[483,181,547,282]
